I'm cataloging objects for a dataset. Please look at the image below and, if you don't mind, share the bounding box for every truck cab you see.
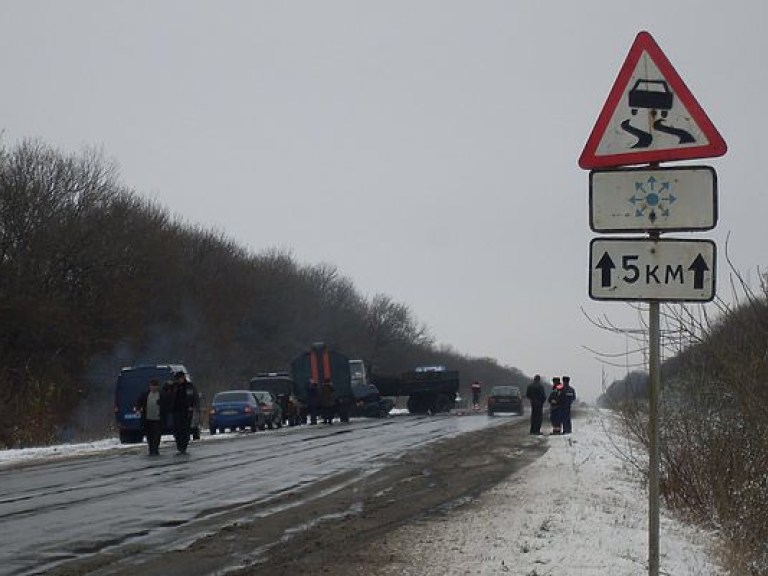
[348,359,393,418]
[349,359,368,387]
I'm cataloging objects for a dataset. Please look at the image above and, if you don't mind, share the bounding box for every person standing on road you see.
[307,381,320,425]
[548,377,564,435]
[525,374,546,435]
[561,376,576,434]
[320,380,335,424]
[136,379,165,456]
[471,381,482,410]
[169,371,197,455]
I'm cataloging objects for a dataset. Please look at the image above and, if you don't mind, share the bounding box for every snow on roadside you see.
[377,407,727,576]
[0,437,131,466]
[0,431,240,468]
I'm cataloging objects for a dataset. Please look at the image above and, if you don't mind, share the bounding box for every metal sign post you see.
[648,232,661,576]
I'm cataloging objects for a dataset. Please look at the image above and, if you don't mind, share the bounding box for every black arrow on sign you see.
[595,252,615,287]
[688,254,709,289]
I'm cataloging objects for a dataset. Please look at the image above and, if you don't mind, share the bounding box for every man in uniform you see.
[169,371,197,455]
[561,376,576,434]
[548,377,564,435]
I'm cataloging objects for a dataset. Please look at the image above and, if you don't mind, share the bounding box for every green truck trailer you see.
[373,366,459,414]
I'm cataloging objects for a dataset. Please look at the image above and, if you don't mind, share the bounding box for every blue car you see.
[208,390,266,434]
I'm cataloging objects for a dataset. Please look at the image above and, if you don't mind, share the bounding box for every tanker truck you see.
[290,342,353,423]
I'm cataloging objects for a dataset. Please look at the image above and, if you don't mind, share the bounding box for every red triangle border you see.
[579,31,727,170]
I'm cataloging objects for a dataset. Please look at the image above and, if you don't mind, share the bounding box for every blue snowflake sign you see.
[589,166,717,233]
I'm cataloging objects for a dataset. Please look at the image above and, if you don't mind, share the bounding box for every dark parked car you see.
[114,364,202,444]
[208,390,266,434]
[251,390,283,429]
[487,385,524,416]
[249,373,300,426]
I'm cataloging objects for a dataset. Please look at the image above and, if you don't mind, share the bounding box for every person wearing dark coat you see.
[307,381,320,425]
[525,374,546,435]
[136,379,165,455]
[548,377,564,435]
[320,381,335,424]
[168,371,197,455]
[561,376,576,434]
[470,381,482,410]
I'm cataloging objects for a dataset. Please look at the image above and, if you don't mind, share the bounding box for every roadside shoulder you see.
[372,408,725,576]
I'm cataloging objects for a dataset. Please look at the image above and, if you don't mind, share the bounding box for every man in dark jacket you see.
[525,374,546,435]
[169,371,197,455]
[320,381,335,425]
[307,381,320,425]
[136,379,165,455]
[561,376,576,434]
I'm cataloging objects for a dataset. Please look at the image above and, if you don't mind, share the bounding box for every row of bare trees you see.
[598,268,768,575]
[0,139,527,448]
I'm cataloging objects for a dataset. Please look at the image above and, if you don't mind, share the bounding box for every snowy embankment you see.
[0,437,130,466]
[378,408,727,576]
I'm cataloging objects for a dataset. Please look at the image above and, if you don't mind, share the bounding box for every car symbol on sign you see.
[629,79,673,118]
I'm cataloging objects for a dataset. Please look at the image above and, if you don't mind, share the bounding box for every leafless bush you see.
[596,255,768,575]
[660,266,768,575]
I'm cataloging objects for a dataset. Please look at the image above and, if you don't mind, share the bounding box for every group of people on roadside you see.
[134,371,199,456]
[524,374,576,435]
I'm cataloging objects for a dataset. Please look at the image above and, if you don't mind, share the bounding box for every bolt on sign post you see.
[579,31,726,576]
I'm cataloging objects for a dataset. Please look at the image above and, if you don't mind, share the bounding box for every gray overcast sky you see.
[2,1,766,401]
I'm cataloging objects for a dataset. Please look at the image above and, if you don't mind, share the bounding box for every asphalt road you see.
[0,412,547,576]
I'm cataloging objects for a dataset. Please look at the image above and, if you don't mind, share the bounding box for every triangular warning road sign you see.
[579,31,727,170]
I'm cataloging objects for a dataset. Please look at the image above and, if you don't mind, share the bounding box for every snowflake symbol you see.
[628,176,676,223]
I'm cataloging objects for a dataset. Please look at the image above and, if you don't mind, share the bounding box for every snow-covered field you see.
[377,408,727,576]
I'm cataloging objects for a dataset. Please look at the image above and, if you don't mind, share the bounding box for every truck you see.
[348,359,394,418]
[373,365,459,414]
[290,342,353,423]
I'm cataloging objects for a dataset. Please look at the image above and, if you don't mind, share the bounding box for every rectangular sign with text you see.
[590,166,717,233]
[589,237,716,302]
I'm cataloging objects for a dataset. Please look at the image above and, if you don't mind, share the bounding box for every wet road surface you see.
[0,413,533,576]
